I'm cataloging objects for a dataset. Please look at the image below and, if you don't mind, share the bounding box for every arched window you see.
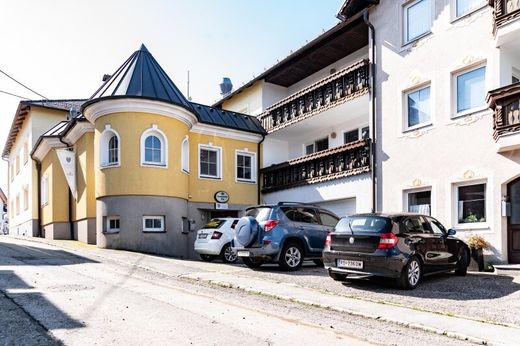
[181,137,189,173]
[140,125,168,167]
[100,125,120,167]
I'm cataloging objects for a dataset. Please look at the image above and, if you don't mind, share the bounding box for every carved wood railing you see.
[487,82,520,140]
[258,59,370,133]
[491,0,520,34]
[261,139,371,193]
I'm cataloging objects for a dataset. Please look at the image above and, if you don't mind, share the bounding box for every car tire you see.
[313,259,324,267]
[329,272,348,281]
[242,257,263,269]
[397,256,422,290]
[279,242,304,271]
[200,254,216,262]
[220,243,238,264]
[455,249,469,276]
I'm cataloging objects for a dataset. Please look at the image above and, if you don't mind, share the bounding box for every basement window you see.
[106,216,120,233]
[143,216,165,232]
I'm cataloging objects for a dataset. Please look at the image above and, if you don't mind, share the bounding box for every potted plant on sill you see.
[466,234,489,272]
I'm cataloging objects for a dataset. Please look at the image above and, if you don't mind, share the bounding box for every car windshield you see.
[335,216,392,234]
[203,219,225,229]
[245,207,272,221]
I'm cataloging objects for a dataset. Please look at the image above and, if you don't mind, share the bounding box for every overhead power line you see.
[0,68,48,100]
[0,89,30,100]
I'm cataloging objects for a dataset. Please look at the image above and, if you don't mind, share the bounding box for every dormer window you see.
[140,125,168,167]
[100,125,121,168]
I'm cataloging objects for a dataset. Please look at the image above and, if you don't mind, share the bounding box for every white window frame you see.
[452,179,489,230]
[235,150,256,183]
[403,83,432,131]
[23,186,28,211]
[23,141,28,164]
[402,0,432,45]
[106,216,120,233]
[140,125,168,168]
[181,136,189,173]
[100,125,121,168]
[15,194,19,215]
[403,187,432,216]
[452,63,487,119]
[143,216,165,232]
[451,0,486,21]
[41,175,49,206]
[198,144,222,180]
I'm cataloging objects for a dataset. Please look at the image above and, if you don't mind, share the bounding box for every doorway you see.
[210,210,239,219]
[508,177,520,263]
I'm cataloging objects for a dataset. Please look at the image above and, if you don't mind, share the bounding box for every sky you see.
[0,0,344,193]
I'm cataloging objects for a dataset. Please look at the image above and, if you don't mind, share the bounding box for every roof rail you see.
[277,201,320,207]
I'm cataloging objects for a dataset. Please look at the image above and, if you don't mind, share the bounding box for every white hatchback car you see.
[194,218,239,263]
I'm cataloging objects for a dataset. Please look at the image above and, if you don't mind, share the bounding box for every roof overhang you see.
[336,0,379,21]
[31,137,67,162]
[214,15,369,107]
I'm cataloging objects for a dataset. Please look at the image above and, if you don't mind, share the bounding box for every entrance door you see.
[508,178,520,263]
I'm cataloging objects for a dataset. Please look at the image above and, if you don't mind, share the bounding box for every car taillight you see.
[211,231,223,239]
[324,232,332,247]
[264,220,279,232]
[377,232,398,249]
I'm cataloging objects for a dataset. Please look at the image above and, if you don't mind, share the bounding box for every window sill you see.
[403,122,433,134]
[141,162,168,169]
[454,223,489,231]
[450,4,489,24]
[401,31,432,50]
[143,230,166,233]
[236,179,257,184]
[199,175,222,181]
[103,230,120,234]
[100,163,120,170]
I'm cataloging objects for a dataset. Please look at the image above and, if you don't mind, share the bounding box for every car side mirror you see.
[447,228,456,236]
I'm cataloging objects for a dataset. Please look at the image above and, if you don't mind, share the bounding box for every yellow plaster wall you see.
[40,150,69,225]
[221,80,263,115]
[73,132,95,221]
[188,133,258,206]
[94,112,190,198]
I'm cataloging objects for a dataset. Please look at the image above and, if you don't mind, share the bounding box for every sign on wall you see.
[56,149,76,196]
[214,191,229,203]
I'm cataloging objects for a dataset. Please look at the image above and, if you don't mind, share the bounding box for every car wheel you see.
[329,272,348,281]
[279,242,303,271]
[397,256,421,290]
[313,259,324,267]
[200,254,216,262]
[455,249,469,276]
[220,243,238,263]
[242,257,263,269]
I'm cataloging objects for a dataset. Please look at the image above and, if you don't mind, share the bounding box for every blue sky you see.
[0,0,344,192]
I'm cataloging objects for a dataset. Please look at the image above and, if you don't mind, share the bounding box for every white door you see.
[316,198,356,218]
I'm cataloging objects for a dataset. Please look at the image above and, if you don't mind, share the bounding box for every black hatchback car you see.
[322,213,470,289]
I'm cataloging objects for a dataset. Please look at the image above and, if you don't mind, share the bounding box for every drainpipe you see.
[257,134,266,205]
[58,137,75,240]
[363,9,377,213]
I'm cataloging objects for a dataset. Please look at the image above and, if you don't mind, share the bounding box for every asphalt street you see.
[0,236,473,345]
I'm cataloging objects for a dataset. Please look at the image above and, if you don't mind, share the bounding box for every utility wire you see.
[0,68,48,100]
[0,89,30,100]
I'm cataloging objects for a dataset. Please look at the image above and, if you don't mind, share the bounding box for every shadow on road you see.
[0,241,98,266]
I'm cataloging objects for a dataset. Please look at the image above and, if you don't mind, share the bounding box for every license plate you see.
[337,259,363,269]
[198,233,208,239]
[237,251,250,257]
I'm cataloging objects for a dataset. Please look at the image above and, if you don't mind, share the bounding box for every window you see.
[361,126,370,140]
[143,216,165,232]
[281,207,320,224]
[404,216,429,233]
[305,137,329,155]
[100,126,120,167]
[408,190,431,215]
[457,183,486,223]
[23,142,28,164]
[455,66,486,115]
[514,75,520,84]
[236,151,256,183]
[106,217,120,233]
[319,212,340,228]
[404,0,431,44]
[10,163,13,182]
[199,145,221,179]
[181,137,189,173]
[23,187,28,211]
[427,217,446,235]
[455,0,484,18]
[344,129,359,144]
[140,126,167,167]
[406,86,431,129]
[15,155,20,174]
[15,194,19,215]
[41,175,49,206]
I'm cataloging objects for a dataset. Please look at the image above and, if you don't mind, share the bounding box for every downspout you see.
[363,9,377,213]
[257,134,266,205]
[59,137,74,240]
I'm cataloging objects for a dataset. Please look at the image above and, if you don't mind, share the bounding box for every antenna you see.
[187,70,192,101]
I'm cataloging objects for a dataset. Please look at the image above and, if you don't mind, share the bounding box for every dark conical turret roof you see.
[86,44,193,111]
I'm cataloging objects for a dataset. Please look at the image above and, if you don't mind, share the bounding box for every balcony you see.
[261,139,371,193]
[491,0,520,44]
[258,59,370,134]
[487,82,520,151]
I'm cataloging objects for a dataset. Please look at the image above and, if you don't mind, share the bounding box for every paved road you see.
[0,237,469,345]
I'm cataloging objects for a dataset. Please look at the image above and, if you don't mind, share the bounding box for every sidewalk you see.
[7,235,520,345]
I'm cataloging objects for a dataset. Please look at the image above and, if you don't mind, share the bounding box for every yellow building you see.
[28,45,266,258]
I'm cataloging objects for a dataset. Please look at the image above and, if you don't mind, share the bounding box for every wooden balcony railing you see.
[258,59,370,133]
[491,0,520,34]
[487,82,520,140]
[261,139,371,193]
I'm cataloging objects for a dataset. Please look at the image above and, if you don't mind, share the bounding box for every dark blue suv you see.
[232,202,340,271]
